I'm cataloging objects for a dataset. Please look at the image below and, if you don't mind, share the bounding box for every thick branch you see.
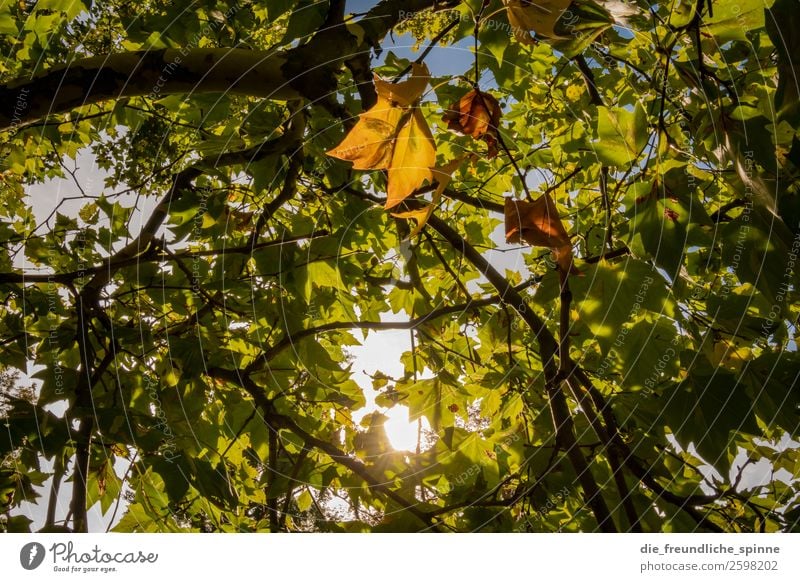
[1,50,296,132]
[0,0,439,132]
[571,367,725,531]
[425,215,617,532]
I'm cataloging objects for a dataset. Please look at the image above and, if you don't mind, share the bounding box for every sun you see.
[383,406,431,452]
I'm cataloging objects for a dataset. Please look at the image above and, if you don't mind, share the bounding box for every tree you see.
[0,0,798,533]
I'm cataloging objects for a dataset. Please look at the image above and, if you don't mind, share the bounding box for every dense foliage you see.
[0,0,799,532]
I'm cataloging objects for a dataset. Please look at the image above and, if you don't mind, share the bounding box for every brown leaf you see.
[505,0,572,42]
[442,89,502,158]
[505,194,570,247]
[505,195,578,275]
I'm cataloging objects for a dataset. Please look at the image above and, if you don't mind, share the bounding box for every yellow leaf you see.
[391,156,463,236]
[391,205,436,236]
[711,339,750,372]
[431,156,463,198]
[565,84,584,101]
[386,108,436,209]
[326,96,404,169]
[374,63,430,107]
[505,0,572,41]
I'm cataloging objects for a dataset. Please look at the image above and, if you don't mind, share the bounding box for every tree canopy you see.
[0,0,799,533]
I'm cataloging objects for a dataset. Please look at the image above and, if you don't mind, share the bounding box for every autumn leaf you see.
[374,62,430,106]
[326,96,404,170]
[505,194,569,247]
[391,156,465,236]
[386,108,436,209]
[327,63,436,209]
[442,89,502,158]
[505,0,572,42]
[505,194,577,274]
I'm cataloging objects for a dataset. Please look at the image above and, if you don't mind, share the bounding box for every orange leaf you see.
[505,194,570,247]
[442,89,502,158]
[374,63,431,107]
[505,195,578,275]
[386,108,436,209]
[326,96,404,170]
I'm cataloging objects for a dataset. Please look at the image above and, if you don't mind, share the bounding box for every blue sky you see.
[348,0,475,76]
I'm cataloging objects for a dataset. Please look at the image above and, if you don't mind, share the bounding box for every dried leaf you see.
[374,63,430,107]
[386,108,436,209]
[327,96,404,169]
[505,194,570,247]
[505,194,578,275]
[443,90,501,139]
[505,0,572,42]
[442,89,502,157]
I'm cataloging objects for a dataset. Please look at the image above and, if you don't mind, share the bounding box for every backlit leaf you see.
[504,0,572,42]
[327,96,403,170]
[386,109,436,209]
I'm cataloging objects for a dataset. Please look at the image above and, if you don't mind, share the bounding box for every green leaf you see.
[662,362,759,475]
[594,102,648,166]
[766,0,800,118]
[297,259,344,302]
[704,0,775,42]
[611,317,679,390]
[539,258,676,356]
[668,0,697,28]
[0,9,18,35]
[744,352,800,437]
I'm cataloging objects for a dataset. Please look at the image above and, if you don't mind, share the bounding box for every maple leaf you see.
[386,108,436,209]
[505,194,578,275]
[505,0,572,43]
[327,63,436,209]
[326,96,403,170]
[442,89,502,158]
[374,63,430,107]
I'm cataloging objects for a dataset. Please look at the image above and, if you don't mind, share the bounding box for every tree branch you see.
[0,0,440,131]
[425,214,617,532]
[208,368,441,530]
[247,295,503,373]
